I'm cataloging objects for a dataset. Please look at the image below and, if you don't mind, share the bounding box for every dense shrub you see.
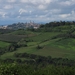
[0,63,75,75]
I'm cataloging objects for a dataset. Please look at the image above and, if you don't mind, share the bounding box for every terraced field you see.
[1,31,75,60]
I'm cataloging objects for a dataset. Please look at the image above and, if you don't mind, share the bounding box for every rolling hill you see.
[1,22,75,60]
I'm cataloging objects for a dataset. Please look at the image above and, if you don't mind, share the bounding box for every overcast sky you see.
[0,0,75,25]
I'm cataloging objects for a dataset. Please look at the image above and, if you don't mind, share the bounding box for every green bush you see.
[0,63,19,75]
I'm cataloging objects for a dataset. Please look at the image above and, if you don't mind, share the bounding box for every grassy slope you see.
[1,31,75,60]
[0,30,38,43]
[1,38,75,60]
[0,41,10,48]
[0,32,59,59]
[0,34,27,42]
[1,27,75,60]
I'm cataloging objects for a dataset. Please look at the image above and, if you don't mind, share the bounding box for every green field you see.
[0,34,26,42]
[0,41,10,48]
[1,22,75,75]
[1,23,75,60]
[1,30,75,60]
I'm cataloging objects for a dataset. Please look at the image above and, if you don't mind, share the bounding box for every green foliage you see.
[17,38,27,47]
[0,63,75,75]
[0,63,19,75]
[36,45,42,49]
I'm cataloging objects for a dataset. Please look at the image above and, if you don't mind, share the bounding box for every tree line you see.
[40,21,75,28]
[0,58,75,75]
[0,39,27,55]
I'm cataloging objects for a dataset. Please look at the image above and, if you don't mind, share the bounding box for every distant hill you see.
[7,22,40,30]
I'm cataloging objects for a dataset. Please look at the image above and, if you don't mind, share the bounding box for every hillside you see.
[0,22,75,59]
[0,21,75,60]
[1,21,75,75]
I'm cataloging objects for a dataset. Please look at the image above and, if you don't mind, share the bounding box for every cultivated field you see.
[1,31,75,60]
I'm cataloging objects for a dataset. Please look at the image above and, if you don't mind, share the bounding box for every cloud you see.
[20,0,52,4]
[59,14,71,18]
[59,1,71,6]
[59,0,75,6]
[19,9,28,14]
[0,11,7,18]
[0,0,75,24]
[4,5,13,9]
[7,0,16,3]
[38,5,47,10]
[20,0,28,3]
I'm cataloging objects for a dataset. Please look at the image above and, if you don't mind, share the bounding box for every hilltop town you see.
[0,21,40,30]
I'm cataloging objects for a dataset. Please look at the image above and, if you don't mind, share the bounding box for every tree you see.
[36,45,42,49]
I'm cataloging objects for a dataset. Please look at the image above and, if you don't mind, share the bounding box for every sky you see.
[0,0,75,25]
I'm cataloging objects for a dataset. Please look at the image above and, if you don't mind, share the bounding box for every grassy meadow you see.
[1,22,75,75]
[0,41,10,48]
[1,30,75,60]
[1,23,75,60]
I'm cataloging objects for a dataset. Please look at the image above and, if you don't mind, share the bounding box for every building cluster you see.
[25,21,40,29]
[0,21,40,30]
[0,25,8,29]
